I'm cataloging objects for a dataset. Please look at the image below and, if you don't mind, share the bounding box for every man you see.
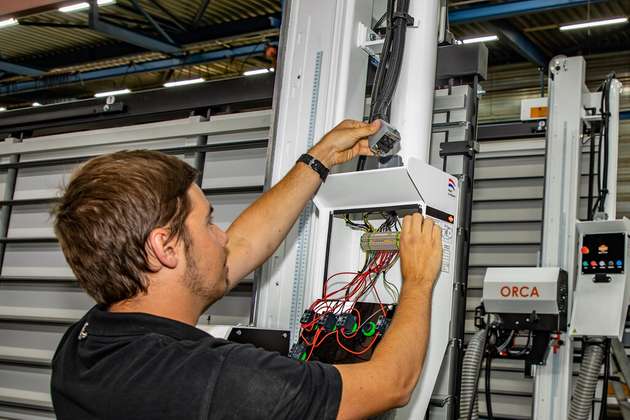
[51,119,443,419]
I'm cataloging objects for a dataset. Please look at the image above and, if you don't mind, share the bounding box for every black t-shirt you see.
[51,305,342,420]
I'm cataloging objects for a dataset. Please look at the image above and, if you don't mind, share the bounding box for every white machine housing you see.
[483,267,566,316]
[309,157,459,418]
[570,218,630,340]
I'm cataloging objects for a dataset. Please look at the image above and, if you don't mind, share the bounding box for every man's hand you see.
[308,119,380,168]
[399,213,443,292]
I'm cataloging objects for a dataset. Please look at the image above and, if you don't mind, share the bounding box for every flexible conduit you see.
[459,328,487,420]
[568,343,605,420]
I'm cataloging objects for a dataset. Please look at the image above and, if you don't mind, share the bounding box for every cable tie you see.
[391,12,413,26]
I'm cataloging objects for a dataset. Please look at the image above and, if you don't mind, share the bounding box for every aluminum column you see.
[533,55,586,420]
[390,0,440,164]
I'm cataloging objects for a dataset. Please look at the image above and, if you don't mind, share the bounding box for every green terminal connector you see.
[362,321,377,337]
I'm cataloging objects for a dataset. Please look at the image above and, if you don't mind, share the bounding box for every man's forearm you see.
[372,281,433,396]
[225,162,321,286]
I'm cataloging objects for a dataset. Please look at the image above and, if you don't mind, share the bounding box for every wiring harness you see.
[357,0,411,171]
[289,213,400,362]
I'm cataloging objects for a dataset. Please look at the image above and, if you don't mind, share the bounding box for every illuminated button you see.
[590,261,597,267]
[617,260,623,266]
[599,261,606,267]
[580,246,590,254]
[583,261,589,267]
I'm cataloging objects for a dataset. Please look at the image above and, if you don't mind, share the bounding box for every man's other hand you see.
[399,213,443,292]
[308,119,379,168]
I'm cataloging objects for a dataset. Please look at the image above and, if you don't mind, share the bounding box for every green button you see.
[299,352,307,361]
[362,321,377,337]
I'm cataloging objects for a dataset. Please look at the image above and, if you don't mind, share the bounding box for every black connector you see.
[300,309,315,324]
[376,315,391,333]
[289,342,307,360]
[319,313,338,332]
[337,313,358,333]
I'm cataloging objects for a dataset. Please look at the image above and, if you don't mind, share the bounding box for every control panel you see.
[570,219,630,339]
[580,232,625,275]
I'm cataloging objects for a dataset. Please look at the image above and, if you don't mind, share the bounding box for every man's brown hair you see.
[53,150,198,305]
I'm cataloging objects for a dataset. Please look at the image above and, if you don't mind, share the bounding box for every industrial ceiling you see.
[0,0,627,109]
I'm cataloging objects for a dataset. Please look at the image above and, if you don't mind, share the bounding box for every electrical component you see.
[376,315,391,333]
[360,231,400,251]
[337,313,358,333]
[288,342,307,361]
[300,309,315,324]
[292,212,400,363]
[368,120,401,157]
[318,313,338,332]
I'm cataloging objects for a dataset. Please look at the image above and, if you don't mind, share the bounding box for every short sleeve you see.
[210,343,342,420]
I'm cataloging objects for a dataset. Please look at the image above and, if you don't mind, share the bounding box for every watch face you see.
[581,233,625,275]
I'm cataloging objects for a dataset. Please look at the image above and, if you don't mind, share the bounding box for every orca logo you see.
[500,286,540,298]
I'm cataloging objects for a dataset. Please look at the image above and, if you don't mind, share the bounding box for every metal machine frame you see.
[532,56,622,420]
[257,1,484,418]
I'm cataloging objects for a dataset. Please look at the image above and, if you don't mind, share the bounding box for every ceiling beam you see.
[88,0,180,54]
[0,42,267,95]
[0,60,45,77]
[493,21,548,68]
[450,0,605,24]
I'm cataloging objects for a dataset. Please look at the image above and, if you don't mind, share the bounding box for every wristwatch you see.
[297,153,329,182]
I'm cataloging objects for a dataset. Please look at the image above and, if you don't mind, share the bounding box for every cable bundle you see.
[357,0,411,171]
[591,72,615,217]
[292,214,400,361]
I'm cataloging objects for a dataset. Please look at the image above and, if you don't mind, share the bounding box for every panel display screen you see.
[581,233,626,274]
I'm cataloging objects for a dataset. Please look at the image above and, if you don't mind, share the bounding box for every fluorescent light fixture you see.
[163,78,205,88]
[94,88,131,98]
[462,35,498,44]
[560,17,628,31]
[59,0,115,13]
[243,68,271,76]
[32,102,42,107]
[0,107,6,111]
[0,18,18,28]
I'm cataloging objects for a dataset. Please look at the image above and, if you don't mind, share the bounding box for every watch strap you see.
[297,153,329,182]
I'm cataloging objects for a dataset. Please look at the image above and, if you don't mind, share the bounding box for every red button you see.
[590,261,597,267]
[581,246,590,254]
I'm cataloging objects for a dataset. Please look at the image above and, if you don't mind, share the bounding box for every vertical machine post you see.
[533,55,586,420]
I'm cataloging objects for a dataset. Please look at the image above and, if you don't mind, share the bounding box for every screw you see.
[236,329,242,336]
[282,332,288,339]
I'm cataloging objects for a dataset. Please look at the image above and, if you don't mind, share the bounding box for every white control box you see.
[483,267,566,316]
[570,219,630,339]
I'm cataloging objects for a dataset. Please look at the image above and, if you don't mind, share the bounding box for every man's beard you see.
[181,245,226,309]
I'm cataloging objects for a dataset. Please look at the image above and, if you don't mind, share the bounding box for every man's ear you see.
[146,228,179,270]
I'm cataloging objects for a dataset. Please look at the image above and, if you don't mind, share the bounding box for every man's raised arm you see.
[224,119,380,287]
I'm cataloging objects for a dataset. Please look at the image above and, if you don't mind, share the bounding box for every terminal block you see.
[360,232,400,251]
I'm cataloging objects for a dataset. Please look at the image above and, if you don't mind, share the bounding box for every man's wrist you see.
[307,145,334,169]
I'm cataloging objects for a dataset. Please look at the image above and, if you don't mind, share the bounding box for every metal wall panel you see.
[0,113,271,418]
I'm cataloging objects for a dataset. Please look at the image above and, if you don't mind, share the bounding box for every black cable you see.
[485,353,494,420]
[358,0,411,171]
